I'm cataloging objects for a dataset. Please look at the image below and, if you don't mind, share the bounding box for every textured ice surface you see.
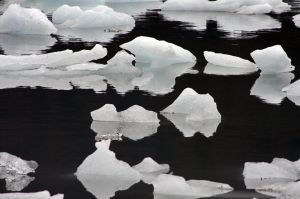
[53,5,135,28]
[121,36,196,65]
[76,140,141,199]
[250,45,294,74]
[152,174,233,198]
[162,11,281,38]
[0,4,57,35]
[251,73,294,105]
[0,191,64,199]
[161,0,291,14]
[133,158,170,184]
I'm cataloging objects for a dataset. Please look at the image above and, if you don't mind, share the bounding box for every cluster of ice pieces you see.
[0,191,64,199]
[0,152,38,191]
[161,0,291,14]
[76,140,233,199]
[243,157,300,198]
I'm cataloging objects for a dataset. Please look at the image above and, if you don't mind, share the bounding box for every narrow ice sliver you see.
[0,4,57,35]
[0,191,63,199]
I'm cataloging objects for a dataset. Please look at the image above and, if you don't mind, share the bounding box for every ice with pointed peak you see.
[53,5,135,28]
[152,174,233,198]
[133,157,170,184]
[91,104,159,123]
[251,73,294,105]
[0,191,64,199]
[121,36,196,65]
[250,45,294,74]
[161,0,291,14]
[0,4,57,35]
[282,79,300,106]
[293,14,300,28]
[76,140,141,199]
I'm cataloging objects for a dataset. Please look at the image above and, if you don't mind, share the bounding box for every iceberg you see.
[53,5,135,29]
[152,174,233,198]
[282,79,300,106]
[161,0,291,14]
[133,157,170,184]
[120,36,196,65]
[250,45,294,74]
[293,14,300,28]
[0,4,57,35]
[76,140,141,199]
[250,73,294,105]
[0,191,64,199]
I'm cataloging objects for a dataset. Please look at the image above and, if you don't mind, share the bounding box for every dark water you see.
[0,0,300,198]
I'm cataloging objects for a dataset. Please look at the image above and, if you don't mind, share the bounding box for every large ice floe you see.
[0,4,57,35]
[120,36,196,66]
[161,88,221,138]
[250,73,294,105]
[0,152,38,191]
[0,191,64,199]
[243,157,300,198]
[76,140,142,199]
[282,79,300,106]
[203,51,258,75]
[161,0,291,14]
[250,45,294,74]
[152,174,233,199]
[91,104,159,140]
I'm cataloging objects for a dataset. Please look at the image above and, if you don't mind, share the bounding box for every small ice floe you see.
[161,0,291,14]
[0,4,57,35]
[203,51,258,75]
[282,80,300,106]
[0,191,64,199]
[243,157,300,198]
[152,174,233,199]
[133,157,170,184]
[161,88,221,138]
[0,152,38,191]
[76,140,141,199]
[52,5,135,29]
[91,104,159,140]
[293,14,300,28]
[250,45,294,74]
[0,44,107,71]
[250,73,294,105]
[120,36,196,66]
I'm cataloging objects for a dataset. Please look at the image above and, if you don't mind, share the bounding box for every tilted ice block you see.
[0,4,57,35]
[120,36,196,65]
[0,191,64,199]
[53,5,135,28]
[91,104,159,123]
[152,174,233,198]
[76,140,141,199]
[250,73,294,105]
[250,45,294,74]
[133,157,170,184]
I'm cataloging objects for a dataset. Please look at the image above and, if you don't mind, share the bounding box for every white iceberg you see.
[282,79,300,106]
[0,191,63,199]
[250,73,294,105]
[250,45,294,74]
[53,5,135,29]
[76,140,141,199]
[133,157,170,184]
[203,51,258,75]
[0,4,57,35]
[152,174,233,198]
[293,14,300,28]
[161,0,291,14]
[120,36,196,65]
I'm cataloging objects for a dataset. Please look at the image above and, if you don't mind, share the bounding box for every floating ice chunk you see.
[204,63,258,76]
[4,175,35,191]
[0,191,64,199]
[121,36,196,65]
[161,0,291,14]
[293,15,300,28]
[251,73,294,105]
[152,174,233,198]
[250,45,294,74]
[76,140,141,199]
[0,4,57,35]
[53,5,135,28]
[91,104,159,123]
[133,158,169,184]
[282,79,300,106]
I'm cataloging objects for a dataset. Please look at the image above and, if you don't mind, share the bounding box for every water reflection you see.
[204,63,258,76]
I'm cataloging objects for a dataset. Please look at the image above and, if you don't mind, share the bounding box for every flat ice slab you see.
[250,45,294,74]
[0,191,64,199]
